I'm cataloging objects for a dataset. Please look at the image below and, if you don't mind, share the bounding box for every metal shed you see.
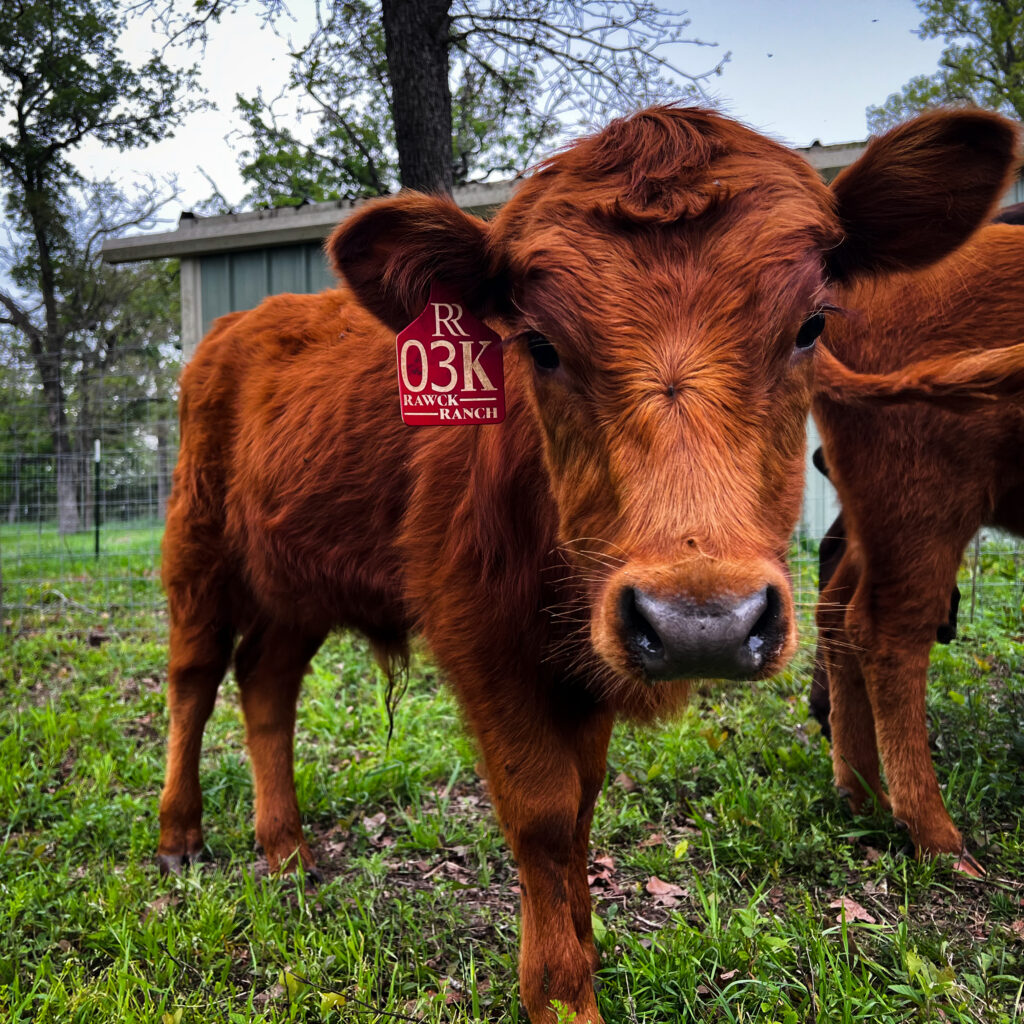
[101,181,515,359]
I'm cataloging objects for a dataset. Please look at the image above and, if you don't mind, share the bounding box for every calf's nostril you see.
[746,585,782,660]
[620,586,665,658]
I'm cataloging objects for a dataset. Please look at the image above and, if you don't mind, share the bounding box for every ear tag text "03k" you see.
[395,282,505,426]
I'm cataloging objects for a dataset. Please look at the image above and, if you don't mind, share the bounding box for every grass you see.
[1,521,166,633]
[1,538,1023,1022]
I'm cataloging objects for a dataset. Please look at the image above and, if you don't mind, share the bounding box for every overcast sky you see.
[75,0,945,218]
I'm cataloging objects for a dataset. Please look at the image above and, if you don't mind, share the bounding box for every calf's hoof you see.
[952,848,985,878]
[157,831,205,875]
[836,783,891,815]
[908,830,983,877]
[258,858,324,885]
[900,813,964,863]
[263,840,320,882]
[157,851,202,875]
[295,864,324,885]
[537,1003,603,1024]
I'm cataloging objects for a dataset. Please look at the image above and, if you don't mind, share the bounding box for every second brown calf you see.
[813,223,1024,872]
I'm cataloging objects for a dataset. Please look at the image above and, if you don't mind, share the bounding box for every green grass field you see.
[1,522,166,634]
[1,537,1023,1022]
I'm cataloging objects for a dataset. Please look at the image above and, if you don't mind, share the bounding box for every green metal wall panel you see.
[199,242,334,335]
[308,244,337,292]
[231,250,270,313]
[200,254,231,334]
[270,246,308,294]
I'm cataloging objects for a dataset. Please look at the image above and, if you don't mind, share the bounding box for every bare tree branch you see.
[0,289,41,346]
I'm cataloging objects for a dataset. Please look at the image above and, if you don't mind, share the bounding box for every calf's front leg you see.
[851,619,970,864]
[845,548,979,871]
[472,698,614,1024]
[158,618,232,872]
[817,553,888,812]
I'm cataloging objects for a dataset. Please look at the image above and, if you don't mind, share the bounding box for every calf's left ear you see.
[827,108,1020,281]
[327,192,502,331]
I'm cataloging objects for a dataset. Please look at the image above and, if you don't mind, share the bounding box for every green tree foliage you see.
[235,0,727,206]
[0,0,199,531]
[868,0,1024,132]
[235,1,397,204]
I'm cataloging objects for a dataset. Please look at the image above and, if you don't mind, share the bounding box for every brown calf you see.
[806,198,1024,735]
[160,107,1016,1022]
[813,222,1024,875]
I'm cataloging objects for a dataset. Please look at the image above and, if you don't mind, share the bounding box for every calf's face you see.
[505,201,827,684]
[332,106,1018,692]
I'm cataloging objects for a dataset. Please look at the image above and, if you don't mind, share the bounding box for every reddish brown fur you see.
[160,106,1017,1022]
[816,338,1024,409]
[813,222,1024,870]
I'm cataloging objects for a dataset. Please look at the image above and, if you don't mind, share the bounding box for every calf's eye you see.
[526,331,560,371]
[795,311,826,350]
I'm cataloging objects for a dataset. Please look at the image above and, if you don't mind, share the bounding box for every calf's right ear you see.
[827,108,1020,281]
[327,192,501,332]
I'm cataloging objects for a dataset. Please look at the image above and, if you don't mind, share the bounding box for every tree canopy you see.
[0,0,199,531]
[868,0,1024,131]
[234,0,727,205]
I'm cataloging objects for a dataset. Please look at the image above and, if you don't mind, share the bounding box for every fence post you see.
[94,439,101,559]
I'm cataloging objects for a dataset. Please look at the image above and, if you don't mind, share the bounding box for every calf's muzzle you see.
[620,584,783,681]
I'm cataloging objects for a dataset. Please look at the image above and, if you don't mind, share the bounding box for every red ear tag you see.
[395,282,505,425]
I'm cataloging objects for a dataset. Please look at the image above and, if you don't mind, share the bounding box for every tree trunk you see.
[77,380,93,531]
[56,451,80,535]
[156,419,171,520]
[38,352,80,535]
[80,446,93,531]
[8,455,20,524]
[382,0,454,194]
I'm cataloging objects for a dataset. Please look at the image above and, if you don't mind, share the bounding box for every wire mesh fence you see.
[1,411,1021,642]
[1,402,177,636]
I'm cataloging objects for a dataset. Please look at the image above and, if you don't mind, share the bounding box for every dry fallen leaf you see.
[829,896,876,924]
[140,894,178,924]
[424,860,474,883]
[645,875,684,897]
[645,875,688,905]
[362,811,387,833]
[588,856,621,894]
[253,983,287,1008]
